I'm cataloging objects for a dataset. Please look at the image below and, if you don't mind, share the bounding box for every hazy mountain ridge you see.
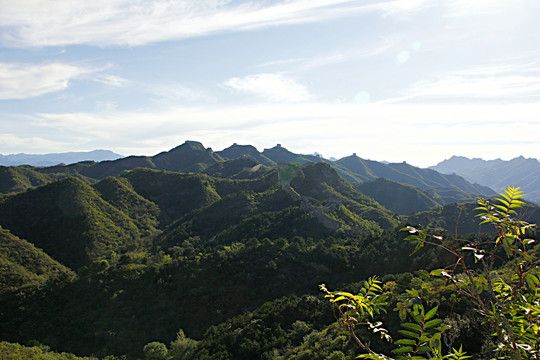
[430,155,540,204]
[0,150,123,167]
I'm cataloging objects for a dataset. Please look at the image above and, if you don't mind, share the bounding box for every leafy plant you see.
[320,277,391,355]
[322,187,538,359]
[404,187,539,359]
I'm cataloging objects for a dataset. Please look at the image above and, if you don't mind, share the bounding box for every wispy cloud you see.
[385,60,540,103]
[149,83,212,104]
[258,53,348,70]
[0,133,72,153]
[92,74,130,87]
[0,0,377,48]
[0,0,435,48]
[223,73,312,102]
[0,62,95,99]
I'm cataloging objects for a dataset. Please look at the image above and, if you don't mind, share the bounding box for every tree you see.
[322,187,539,359]
[143,341,168,360]
[168,329,197,360]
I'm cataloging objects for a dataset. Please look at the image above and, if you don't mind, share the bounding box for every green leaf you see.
[416,346,432,353]
[424,306,438,321]
[411,241,424,255]
[416,270,430,279]
[525,273,539,290]
[394,338,417,345]
[424,319,443,328]
[398,330,420,339]
[430,269,443,277]
[401,322,422,333]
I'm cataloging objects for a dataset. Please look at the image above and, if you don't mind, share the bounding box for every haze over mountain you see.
[0,150,124,167]
[431,155,540,204]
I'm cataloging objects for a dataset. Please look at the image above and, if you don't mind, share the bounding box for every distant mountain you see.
[430,156,540,204]
[262,144,320,164]
[217,143,276,166]
[0,141,494,211]
[0,149,123,166]
[334,154,495,204]
[214,144,493,205]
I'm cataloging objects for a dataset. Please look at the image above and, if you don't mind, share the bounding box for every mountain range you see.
[430,155,540,204]
[0,141,496,211]
[0,149,123,167]
[4,145,538,206]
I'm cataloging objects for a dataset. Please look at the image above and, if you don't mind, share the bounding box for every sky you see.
[1,0,540,167]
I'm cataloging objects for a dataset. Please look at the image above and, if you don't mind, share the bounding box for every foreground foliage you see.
[323,187,539,359]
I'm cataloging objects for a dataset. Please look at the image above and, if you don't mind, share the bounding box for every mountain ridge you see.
[430,155,540,204]
[0,141,496,207]
[0,149,123,167]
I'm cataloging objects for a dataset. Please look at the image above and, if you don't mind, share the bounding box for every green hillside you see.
[93,176,160,235]
[202,157,273,179]
[120,168,222,226]
[0,166,67,194]
[355,177,442,214]
[0,226,75,292]
[290,162,397,229]
[0,177,143,269]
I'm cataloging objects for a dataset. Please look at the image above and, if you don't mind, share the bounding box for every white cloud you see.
[223,73,312,102]
[0,62,94,99]
[0,0,381,48]
[0,0,437,48]
[93,74,130,87]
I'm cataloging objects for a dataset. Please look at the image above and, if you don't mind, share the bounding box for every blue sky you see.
[1,0,539,167]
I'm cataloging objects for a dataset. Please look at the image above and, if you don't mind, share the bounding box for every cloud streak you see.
[223,73,312,102]
[0,0,419,48]
[0,62,95,99]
